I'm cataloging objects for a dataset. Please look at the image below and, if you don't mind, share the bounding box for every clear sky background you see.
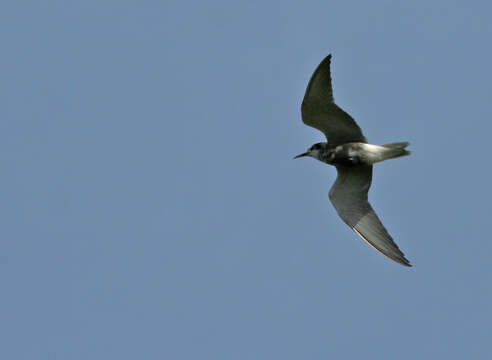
[3,1,492,359]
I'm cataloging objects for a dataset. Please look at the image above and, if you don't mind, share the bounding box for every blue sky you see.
[3,1,492,359]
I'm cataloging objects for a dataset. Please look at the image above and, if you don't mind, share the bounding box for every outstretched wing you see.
[301,54,367,147]
[328,165,411,267]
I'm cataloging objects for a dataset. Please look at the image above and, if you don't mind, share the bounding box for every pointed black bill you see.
[293,152,309,159]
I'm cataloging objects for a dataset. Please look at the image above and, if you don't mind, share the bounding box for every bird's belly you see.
[323,144,367,166]
[331,154,363,166]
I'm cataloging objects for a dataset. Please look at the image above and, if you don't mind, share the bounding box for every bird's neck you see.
[313,143,335,165]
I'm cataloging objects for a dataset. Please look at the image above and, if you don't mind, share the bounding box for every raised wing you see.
[328,165,411,266]
[301,55,367,147]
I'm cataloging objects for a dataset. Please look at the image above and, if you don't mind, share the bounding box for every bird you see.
[294,54,412,267]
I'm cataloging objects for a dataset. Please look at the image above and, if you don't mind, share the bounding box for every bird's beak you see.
[293,152,309,159]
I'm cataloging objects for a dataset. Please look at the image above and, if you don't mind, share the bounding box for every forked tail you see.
[380,142,411,160]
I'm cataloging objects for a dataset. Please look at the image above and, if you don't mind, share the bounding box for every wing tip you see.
[352,228,412,268]
[397,257,412,267]
[322,53,332,66]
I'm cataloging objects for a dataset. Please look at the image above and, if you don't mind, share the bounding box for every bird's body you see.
[301,142,410,167]
[295,55,412,267]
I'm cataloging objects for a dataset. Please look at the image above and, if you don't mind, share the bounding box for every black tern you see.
[295,54,411,267]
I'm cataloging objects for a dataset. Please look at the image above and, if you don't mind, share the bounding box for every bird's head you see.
[294,142,327,160]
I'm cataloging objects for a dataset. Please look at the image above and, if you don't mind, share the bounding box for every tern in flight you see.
[294,54,411,266]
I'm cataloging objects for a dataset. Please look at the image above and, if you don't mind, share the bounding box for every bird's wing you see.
[301,54,367,147]
[328,165,411,267]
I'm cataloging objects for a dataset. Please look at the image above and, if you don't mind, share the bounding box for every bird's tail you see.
[360,142,410,164]
[379,142,411,160]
